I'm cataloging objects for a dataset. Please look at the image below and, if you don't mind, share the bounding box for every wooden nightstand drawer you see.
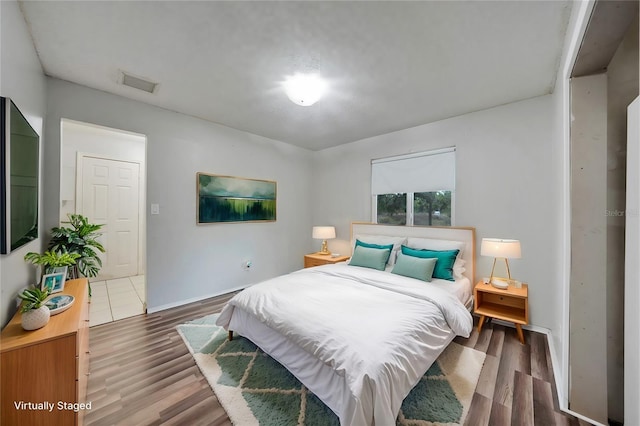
[304,253,350,268]
[305,257,328,268]
[479,292,526,310]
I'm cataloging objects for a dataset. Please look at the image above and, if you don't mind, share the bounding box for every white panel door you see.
[80,156,140,280]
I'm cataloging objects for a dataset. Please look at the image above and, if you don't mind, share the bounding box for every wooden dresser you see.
[1,278,90,425]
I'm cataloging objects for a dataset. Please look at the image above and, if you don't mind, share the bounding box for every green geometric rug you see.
[177,313,485,426]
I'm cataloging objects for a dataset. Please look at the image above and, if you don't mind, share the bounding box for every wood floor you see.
[453,323,591,426]
[85,293,589,426]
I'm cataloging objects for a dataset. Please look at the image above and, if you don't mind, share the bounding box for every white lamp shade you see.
[312,226,336,240]
[481,238,521,259]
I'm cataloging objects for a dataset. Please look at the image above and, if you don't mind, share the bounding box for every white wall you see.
[0,0,47,328]
[44,78,313,312]
[312,95,559,331]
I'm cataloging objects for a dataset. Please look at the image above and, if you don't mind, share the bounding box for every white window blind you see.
[371,147,456,195]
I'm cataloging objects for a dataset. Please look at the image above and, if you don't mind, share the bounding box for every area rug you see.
[177,314,485,426]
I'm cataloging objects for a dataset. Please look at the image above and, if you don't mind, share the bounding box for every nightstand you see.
[304,253,350,268]
[474,281,529,344]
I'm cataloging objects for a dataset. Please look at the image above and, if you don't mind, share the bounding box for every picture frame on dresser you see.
[42,272,65,294]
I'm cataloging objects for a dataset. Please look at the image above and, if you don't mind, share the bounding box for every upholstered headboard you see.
[350,222,476,283]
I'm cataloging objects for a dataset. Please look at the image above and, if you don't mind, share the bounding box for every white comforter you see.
[216,263,473,426]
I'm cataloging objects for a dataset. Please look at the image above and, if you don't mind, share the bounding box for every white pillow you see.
[406,237,465,255]
[406,237,466,279]
[453,258,466,280]
[353,234,407,266]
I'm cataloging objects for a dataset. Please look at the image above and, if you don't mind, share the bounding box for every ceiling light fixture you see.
[283,73,327,106]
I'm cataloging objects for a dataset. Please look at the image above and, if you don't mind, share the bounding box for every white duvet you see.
[216,263,473,426]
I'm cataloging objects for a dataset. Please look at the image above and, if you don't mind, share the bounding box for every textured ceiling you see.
[20,1,572,151]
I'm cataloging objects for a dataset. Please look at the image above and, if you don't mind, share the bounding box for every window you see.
[371,148,455,226]
[376,193,407,225]
[413,191,452,226]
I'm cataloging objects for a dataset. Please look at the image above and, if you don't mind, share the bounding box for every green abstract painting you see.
[197,173,276,223]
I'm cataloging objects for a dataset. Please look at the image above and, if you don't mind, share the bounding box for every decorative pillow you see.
[348,245,391,271]
[406,237,466,279]
[400,245,460,281]
[354,234,407,265]
[355,240,394,266]
[391,252,437,282]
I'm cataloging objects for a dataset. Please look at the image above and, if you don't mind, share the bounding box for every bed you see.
[216,223,476,425]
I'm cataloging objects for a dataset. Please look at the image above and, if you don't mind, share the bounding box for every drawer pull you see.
[85,319,90,322]
[85,373,91,376]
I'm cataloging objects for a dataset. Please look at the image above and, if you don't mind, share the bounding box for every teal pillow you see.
[349,245,391,271]
[401,246,460,281]
[391,253,437,282]
[355,239,394,265]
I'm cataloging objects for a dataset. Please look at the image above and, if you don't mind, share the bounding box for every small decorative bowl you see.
[45,294,75,315]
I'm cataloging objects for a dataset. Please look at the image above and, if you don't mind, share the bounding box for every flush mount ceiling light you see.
[282,73,327,106]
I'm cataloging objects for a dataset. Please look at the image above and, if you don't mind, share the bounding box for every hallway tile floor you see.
[89,275,145,327]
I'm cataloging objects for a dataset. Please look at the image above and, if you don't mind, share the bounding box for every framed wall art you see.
[197,173,276,224]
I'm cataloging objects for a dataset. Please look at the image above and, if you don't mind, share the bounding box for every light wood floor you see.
[85,292,589,426]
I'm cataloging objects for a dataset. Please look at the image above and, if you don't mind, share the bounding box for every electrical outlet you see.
[151,204,160,215]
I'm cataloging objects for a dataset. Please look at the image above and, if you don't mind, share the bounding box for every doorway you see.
[60,119,147,326]
[567,3,638,424]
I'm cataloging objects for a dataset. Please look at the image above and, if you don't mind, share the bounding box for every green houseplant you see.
[18,287,51,330]
[48,214,105,279]
[24,250,80,275]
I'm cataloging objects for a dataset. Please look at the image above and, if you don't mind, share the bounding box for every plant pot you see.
[21,306,50,331]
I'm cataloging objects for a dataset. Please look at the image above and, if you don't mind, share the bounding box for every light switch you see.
[151,204,160,215]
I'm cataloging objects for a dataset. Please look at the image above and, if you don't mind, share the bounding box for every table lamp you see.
[312,226,335,255]
[481,238,521,289]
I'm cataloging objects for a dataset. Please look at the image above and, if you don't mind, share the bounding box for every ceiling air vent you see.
[120,71,158,94]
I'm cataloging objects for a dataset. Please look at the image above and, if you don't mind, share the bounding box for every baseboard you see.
[146,284,247,314]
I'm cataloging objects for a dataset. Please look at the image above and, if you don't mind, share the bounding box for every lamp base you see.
[489,257,513,290]
[490,279,509,290]
[317,240,330,255]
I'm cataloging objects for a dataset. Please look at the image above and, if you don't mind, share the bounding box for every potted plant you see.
[24,250,80,278]
[18,287,51,330]
[48,214,105,279]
